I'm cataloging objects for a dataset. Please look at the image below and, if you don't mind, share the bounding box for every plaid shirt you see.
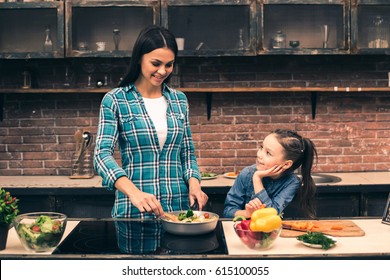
[94,83,201,218]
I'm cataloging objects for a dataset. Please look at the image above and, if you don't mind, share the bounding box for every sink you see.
[298,173,341,184]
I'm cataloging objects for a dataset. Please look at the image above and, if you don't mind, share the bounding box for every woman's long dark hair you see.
[119,25,178,87]
[273,129,318,218]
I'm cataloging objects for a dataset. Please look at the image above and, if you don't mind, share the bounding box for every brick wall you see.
[0,55,389,175]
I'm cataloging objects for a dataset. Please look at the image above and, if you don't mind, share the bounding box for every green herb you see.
[0,187,19,225]
[201,172,216,178]
[297,232,336,250]
[178,209,195,221]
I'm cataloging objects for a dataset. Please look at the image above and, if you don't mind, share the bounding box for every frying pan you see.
[160,211,219,235]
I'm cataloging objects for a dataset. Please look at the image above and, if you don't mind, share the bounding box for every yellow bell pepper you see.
[249,207,282,232]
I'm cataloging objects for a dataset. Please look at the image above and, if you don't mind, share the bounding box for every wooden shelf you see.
[0,86,389,94]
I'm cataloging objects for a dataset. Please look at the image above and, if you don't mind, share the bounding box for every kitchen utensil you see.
[272,31,286,49]
[281,220,365,237]
[70,131,94,179]
[160,210,219,235]
[74,129,83,157]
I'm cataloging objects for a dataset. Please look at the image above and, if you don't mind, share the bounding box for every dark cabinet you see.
[161,0,258,56]
[0,1,64,59]
[260,0,349,54]
[65,0,160,58]
[351,0,390,54]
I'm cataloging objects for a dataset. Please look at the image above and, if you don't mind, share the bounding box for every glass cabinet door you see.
[0,1,64,59]
[66,0,160,57]
[351,0,390,54]
[260,0,349,54]
[161,0,258,56]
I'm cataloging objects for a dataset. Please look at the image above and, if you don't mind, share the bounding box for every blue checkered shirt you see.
[94,83,201,218]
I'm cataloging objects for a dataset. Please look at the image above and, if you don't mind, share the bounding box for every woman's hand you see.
[188,177,208,210]
[115,176,164,217]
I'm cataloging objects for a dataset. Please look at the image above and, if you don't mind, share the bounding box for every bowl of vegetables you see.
[13,212,67,252]
[233,207,282,249]
[234,221,281,249]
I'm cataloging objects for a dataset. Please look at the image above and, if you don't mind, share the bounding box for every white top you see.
[143,96,168,150]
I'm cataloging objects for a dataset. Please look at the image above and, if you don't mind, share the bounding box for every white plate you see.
[300,236,337,249]
[223,172,238,179]
[201,173,218,180]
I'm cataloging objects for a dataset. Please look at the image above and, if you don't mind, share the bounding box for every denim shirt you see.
[223,164,300,218]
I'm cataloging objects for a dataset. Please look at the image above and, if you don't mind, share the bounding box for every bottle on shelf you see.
[43,25,53,52]
[113,29,121,51]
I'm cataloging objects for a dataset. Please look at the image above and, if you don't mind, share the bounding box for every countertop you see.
[1,218,389,259]
[1,171,390,189]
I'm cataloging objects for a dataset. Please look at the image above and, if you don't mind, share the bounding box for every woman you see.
[94,25,208,219]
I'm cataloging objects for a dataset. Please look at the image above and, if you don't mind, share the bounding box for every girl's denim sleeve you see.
[252,175,300,214]
[223,168,252,218]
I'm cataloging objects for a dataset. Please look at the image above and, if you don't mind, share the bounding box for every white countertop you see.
[2,219,389,258]
[0,221,79,255]
[222,219,390,257]
[0,172,389,188]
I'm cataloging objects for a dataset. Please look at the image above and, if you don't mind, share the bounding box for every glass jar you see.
[368,16,389,48]
[272,31,286,49]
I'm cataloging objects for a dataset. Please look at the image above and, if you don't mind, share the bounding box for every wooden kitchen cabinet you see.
[351,0,390,54]
[0,1,64,59]
[161,0,258,56]
[65,0,160,58]
[260,0,350,55]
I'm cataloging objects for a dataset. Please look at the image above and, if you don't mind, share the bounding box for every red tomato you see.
[52,224,59,231]
[204,213,210,219]
[31,225,41,232]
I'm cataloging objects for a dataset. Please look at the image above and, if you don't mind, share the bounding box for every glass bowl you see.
[234,223,281,249]
[13,212,67,253]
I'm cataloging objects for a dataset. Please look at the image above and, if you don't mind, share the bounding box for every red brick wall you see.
[0,55,389,175]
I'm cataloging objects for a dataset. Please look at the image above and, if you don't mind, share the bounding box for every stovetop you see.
[54,220,227,255]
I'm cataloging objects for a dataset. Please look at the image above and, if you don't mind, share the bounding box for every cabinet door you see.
[0,2,64,59]
[351,0,390,54]
[161,0,258,56]
[260,0,349,54]
[66,0,160,58]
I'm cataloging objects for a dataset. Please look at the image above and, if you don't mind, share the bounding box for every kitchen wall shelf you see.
[351,0,390,54]
[0,1,65,59]
[1,86,389,94]
[1,0,390,58]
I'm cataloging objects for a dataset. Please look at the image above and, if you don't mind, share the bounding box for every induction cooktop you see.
[53,220,227,255]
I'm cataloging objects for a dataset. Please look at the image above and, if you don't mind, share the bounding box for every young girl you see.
[224,129,317,219]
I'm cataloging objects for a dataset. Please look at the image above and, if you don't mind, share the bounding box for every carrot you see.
[331,225,344,230]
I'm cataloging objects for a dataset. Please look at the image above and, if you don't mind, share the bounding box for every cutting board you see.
[281,220,365,237]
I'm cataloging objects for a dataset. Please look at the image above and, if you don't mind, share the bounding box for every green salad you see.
[16,215,65,251]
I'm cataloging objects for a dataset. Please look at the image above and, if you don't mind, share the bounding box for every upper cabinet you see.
[161,0,258,56]
[351,0,390,54]
[65,0,160,58]
[1,0,390,59]
[260,0,349,54]
[0,1,64,59]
